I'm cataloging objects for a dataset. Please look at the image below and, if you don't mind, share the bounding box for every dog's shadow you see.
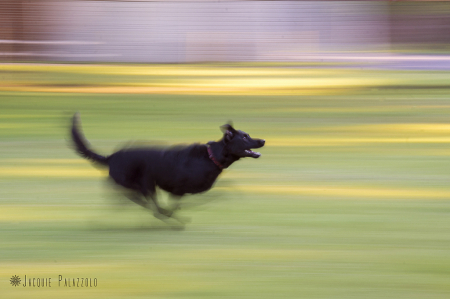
[86,223,186,232]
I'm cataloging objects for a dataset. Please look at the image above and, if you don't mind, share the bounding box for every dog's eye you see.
[243,136,247,140]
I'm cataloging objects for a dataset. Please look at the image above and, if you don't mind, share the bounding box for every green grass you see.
[1,63,450,298]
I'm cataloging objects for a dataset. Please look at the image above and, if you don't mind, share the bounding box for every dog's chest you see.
[182,164,220,192]
[188,169,219,190]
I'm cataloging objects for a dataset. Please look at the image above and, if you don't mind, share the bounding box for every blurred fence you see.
[1,1,449,63]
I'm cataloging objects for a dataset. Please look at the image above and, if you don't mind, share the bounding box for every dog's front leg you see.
[168,194,191,224]
[151,199,174,218]
[156,194,185,217]
[139,176,174,219]
[151,194,190,224]
[143,189,174,218]
[168,194,182,213]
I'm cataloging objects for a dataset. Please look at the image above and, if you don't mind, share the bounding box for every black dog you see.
[71,113,265,219]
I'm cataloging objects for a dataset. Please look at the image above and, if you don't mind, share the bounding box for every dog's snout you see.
[260,139,265,146]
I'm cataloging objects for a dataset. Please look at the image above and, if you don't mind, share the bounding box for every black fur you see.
[71,113,265,219]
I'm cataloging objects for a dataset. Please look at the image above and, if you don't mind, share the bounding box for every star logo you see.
[10,275,21,287]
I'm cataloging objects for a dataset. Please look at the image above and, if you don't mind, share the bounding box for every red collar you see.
[207,145,223,169]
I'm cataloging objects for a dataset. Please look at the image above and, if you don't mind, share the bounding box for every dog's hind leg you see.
[110,171,173,220]
[109,171,153,209]
[125,191,152,209]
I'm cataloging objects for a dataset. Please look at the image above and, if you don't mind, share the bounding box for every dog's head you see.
[221,123,265,159]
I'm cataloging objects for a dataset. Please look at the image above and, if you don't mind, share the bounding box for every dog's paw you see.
[158,208,174,218]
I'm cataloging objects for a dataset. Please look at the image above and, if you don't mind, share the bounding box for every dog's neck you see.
[207,144,224,169]
[206,140,238,169]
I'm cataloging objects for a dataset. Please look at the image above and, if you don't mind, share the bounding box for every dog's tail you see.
[71,113,109,166]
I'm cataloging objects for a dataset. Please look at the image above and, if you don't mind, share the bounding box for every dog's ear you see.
[220,122,235,133]
[220,122,236,142]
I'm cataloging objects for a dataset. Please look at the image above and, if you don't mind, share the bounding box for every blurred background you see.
[1,1,450,299]
[1,1,450,63]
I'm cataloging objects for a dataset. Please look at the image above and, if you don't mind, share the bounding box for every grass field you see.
[1,63,450,298]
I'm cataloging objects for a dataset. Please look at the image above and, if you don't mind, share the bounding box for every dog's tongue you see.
[245,150,261,158]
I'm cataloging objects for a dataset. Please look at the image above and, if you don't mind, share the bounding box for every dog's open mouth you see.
[245,149,261,158]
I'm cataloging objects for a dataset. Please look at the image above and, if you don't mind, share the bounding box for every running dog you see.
[71,113,265,219]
